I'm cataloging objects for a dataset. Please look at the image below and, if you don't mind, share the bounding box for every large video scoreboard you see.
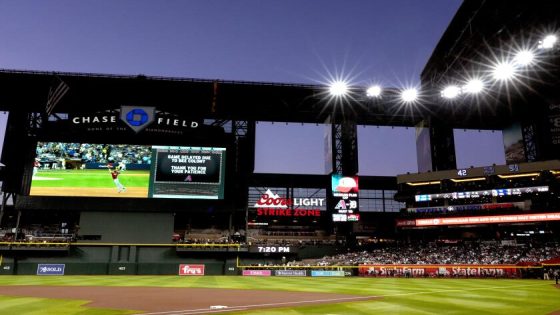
[30,142,226,200]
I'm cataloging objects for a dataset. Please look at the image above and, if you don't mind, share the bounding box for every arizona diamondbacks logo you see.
[120,106,155,133]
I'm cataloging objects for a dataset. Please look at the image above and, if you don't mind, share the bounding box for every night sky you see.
[0,0,506,175]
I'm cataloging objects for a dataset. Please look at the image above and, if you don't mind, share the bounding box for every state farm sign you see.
[254,189,324,217]
[178,264,205,276]
[359,265,519,278]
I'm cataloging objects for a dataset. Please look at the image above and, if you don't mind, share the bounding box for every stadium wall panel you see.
[79,212,173,243]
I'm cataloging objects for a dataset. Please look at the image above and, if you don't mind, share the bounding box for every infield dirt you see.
[0,285,378,314]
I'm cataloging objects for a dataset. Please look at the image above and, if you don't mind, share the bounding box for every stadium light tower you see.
[492,62,516,81]
[441,85,461,99]
[401,88,418,103]
[463,79,484,94]
[329,81,349,97]
[514,50,535,66]
[366,85,382,98]
[538,34,557,49]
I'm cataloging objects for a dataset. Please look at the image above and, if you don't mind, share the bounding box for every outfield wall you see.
[0,243,336,276]
[0,243,547,277]
[0,245,238,275]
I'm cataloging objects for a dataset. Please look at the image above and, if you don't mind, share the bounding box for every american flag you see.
[45,76,69,116]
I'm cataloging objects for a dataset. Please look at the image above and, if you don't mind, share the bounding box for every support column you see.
[0,192,15,228]
[415,119,456,172]
[331,119,358,175]
[327,116,358,242]
[1,111,36,195]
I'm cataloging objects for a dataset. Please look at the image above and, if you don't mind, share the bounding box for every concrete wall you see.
[0,245,237,275]
[79,212,174,243]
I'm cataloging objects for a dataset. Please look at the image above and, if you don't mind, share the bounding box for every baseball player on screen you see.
[108,164,126,193]
[33,159,40,177]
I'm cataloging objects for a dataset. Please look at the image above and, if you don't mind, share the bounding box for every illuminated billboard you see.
[414,212,560,227]
[415,186,549,202]
[331,175,359,222]
[30,142,226,199]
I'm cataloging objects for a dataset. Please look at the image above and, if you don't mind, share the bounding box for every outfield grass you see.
[0,276,558,314]
[0,295,135,315]
[31,169,150,188]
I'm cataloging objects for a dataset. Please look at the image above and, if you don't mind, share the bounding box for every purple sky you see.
[1,0,460,85]
[0,0,508,175]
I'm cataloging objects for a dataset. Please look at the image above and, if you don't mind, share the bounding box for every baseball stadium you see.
[1,1,560,314]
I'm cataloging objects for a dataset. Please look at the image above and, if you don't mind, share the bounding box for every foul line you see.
[138,296,377,315]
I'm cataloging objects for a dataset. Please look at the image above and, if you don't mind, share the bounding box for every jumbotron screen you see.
[30,142,226,199]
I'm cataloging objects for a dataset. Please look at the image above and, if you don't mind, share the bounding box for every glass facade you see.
[359,189,405,212]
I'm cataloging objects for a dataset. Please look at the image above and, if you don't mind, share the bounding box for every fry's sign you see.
[254,189,324,217]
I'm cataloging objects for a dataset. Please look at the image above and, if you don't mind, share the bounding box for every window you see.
[359,189,403,212]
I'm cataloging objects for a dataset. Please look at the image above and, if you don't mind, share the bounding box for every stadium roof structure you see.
[0,66,525,131]
[0,69,413,126]
[422,0,560,124]
[0,2,557,130]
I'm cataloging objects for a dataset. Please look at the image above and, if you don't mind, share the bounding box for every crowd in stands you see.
[0,223,77,243]
[177,235,337,247]
[175,228,337,247]
[36,142,152,167]
[300,241,560,266]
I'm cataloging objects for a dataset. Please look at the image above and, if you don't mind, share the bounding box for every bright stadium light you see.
[514,50,535,66]
[538,34,557,49]
[441,85,461,99]
[401,88,418,103]
[492,62,516,81]
[366,85,382,97]
[329,81,349,96]
[463,79,484,94]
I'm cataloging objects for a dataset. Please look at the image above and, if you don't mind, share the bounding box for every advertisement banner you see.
[275,270,307,277]
[396,219,416,227]
[242,270,272,276]
[178,264,205,276]
[415,212,560,227]
[69,108,200,135]
[252,189,325,218]
[36,264,65,275]
[358,265,519,278]
[311,270,345,277]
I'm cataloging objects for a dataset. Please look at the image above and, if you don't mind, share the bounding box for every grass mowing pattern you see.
[31,169,150,188]
[0,276,559,314]
[0,296,136,315]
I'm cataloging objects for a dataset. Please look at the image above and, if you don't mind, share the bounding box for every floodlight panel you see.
[441,85,461,99]
[329,81,349,96]
[401,88,418,102]
[366,85,382,97]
